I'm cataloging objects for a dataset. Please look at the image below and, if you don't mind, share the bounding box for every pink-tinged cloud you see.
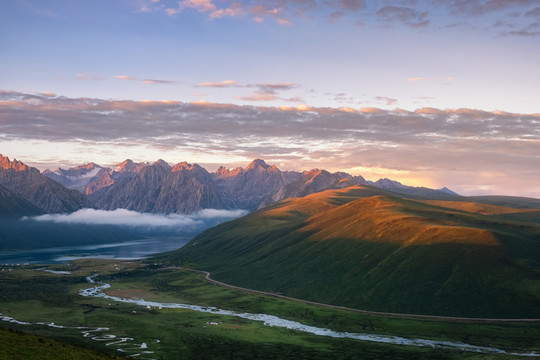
[168,0,245,19]
[237,92,277,101]
[358,107,386,114]
[277,18,292,25]
[115,75,134,80]
[115,75,178,85]
[142,79,179,85]
[196,80,239,87]
[182,0,216,12]
[210,1,246,18]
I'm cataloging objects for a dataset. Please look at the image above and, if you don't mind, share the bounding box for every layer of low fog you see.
[25,208,248,236]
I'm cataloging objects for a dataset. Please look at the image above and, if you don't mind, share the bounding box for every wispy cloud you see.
[166,0,246,19]
[444,0,537,16]
[196,81,298,101]
[196,80,239,87]
[143,0,540,36]
[376,5,430,27]
[115,75,179,85]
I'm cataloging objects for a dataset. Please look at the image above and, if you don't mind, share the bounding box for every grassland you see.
[1,260,539,359]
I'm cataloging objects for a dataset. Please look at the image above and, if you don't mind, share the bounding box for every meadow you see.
[1,259,539,359]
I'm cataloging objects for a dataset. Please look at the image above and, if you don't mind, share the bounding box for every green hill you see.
[162,185,540,318]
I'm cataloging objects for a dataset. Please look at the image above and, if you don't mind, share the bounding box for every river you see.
[79,275,540,358]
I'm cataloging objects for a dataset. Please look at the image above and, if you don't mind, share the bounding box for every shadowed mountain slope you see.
[0,155,87,213]
[163,185,540,318]
[0,184,44,217]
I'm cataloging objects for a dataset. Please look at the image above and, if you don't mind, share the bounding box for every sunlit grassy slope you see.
[164,185,540,318]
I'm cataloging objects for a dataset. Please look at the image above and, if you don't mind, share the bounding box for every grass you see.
[1,260,539,359]
[0,327,125,360]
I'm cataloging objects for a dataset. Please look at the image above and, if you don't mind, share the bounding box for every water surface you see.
[0,237,190,264]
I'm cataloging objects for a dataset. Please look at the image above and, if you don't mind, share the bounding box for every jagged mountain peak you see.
[75,162,101,170]
[116,159,135,171]
[214,165,243,178]
[114,159,149,174]
[154,159,171,169]
[172,161,196,172]
[246,158,270,170]
[0,154,32,172]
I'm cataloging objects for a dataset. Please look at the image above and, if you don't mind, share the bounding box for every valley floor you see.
[0,259,539,360]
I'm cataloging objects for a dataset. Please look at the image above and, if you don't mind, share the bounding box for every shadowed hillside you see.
[162,185,540,318]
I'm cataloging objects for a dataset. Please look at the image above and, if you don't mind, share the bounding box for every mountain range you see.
[0,154,459,215]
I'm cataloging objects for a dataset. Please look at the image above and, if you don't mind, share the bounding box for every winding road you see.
[174,267,540,323]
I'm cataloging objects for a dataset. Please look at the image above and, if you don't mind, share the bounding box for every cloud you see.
[115,75,179,85]
[166,0,246,19]
[525,7,540,17]
[196,80,239,87]
[324,0,366,12]
[444,0,537,16]
[28,208,248,232]
[2,90,540,198]
[276,18,292,25]
[236,92,278,101]
[148,0,540,37]
[115,75,134,80]
[376,5,430,27]
[199,81,297,102]
[375,96,398,106]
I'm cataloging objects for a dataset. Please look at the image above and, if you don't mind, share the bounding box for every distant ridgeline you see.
[2,154,463,215]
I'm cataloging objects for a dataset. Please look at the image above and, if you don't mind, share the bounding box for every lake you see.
[0,237,191,265]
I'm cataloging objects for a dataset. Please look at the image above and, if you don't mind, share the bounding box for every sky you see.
[1,0,539,197]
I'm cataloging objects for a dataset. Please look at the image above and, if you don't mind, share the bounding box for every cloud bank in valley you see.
[1,91,539,198]
[28,208,248,233]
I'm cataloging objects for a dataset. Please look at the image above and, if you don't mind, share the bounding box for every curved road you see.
[171,267,540,323]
